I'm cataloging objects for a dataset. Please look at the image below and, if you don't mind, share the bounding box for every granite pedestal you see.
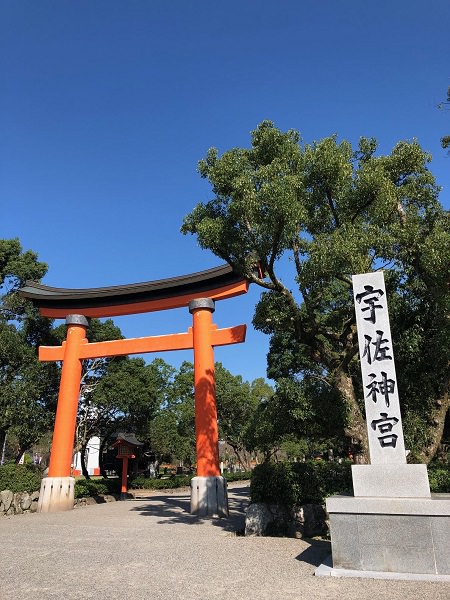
[322,465,450,578]
[326,494,450,576]
[190,476,228,517]
[37,476,75,513]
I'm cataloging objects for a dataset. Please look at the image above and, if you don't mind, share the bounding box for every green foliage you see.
[145,361,268,469]
[92,356,164,432]
[244,378,346,459]
[74,477,120,498]
[223,470,252,482]
[182,121,450,462]
[215,364,268,468]
[129,475,192,490]
[146,361,196,465]
[428,465,450,493]
[251,461,353,506]
[0,463,41,493]
[216,363,256,440]
[251,461,449,507]
[128,471,251,491]
[0,325,56,456]
[0,239,58,458]
[250,462,301,506]
[74,353,172,475]
[280,437,309,461]
[0,238,47,291]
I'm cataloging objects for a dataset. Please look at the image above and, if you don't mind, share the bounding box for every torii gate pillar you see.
[38,314,89,513]
[189,298,228,517]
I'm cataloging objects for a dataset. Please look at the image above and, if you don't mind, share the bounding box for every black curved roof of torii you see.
[18,263,249,318]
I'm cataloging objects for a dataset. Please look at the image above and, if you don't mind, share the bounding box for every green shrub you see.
[251,461,353,506]
[129,470,251,491]
[0,463,42,494]
[224,470,252,483]
[129,475,192,490]
[250,462,301,506]
[428,466,450,493]
[251,461,450,506]
[293,461,353,504]
[74,477,121,498]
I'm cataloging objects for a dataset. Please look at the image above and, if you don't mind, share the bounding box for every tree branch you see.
[396,201,407,226]
[268,219,284,274]
[326,189,340,228]
[350,191,377,223]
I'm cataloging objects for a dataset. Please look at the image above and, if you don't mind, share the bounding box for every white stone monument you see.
[351,271,429,498]
[317,271,450,580]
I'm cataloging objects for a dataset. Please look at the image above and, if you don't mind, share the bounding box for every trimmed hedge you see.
[250,461,353,506]
[129,475,192,490]
[74,477,121,498]
[251,461,450,507]
[224,470,252,483]
[129,470,251,491]
[3,460,444,502]
[0,463,42,494]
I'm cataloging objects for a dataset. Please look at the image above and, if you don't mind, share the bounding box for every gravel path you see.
[1,483,448,600]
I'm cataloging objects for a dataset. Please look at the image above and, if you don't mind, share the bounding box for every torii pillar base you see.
[37,477,75,513]
[190,476,228,518]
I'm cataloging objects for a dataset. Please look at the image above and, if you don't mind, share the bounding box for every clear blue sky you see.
[1,1,449,383]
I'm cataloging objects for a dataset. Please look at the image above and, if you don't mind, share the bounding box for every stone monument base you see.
[190,476,228,517]
[351,464,430,497]
[325,494,450,576]
[37,476,75,513]
[315,554,450,582]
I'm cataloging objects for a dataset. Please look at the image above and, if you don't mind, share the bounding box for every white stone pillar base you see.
[37,477,75,513]
[190,476,228,517]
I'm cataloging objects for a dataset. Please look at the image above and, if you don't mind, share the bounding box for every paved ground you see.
[1,483,449,600]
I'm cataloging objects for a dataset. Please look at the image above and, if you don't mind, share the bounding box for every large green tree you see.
[244,376,346,462]
[182,121,450,463]
[147,361,196,466]
[79,353,170,476]
[0,239,58,461]
[215,365,270,469]
[147,361,271,469]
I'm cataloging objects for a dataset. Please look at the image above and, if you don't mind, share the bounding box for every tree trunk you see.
[0,429,7,465]
[99,433,113,478]
[228,442,251,471]
[416,393,450,465]
[15,445,27,464]
[333,370,369,463]
[80,444,90,478]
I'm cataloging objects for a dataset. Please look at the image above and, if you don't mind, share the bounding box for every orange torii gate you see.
[19,264,249,516]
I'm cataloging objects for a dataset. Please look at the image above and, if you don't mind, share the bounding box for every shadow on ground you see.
[129,485,250,533]
[295,539,332,567]
[129,484,333,569]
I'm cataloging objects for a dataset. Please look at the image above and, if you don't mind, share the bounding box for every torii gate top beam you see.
[19,264,249,318]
